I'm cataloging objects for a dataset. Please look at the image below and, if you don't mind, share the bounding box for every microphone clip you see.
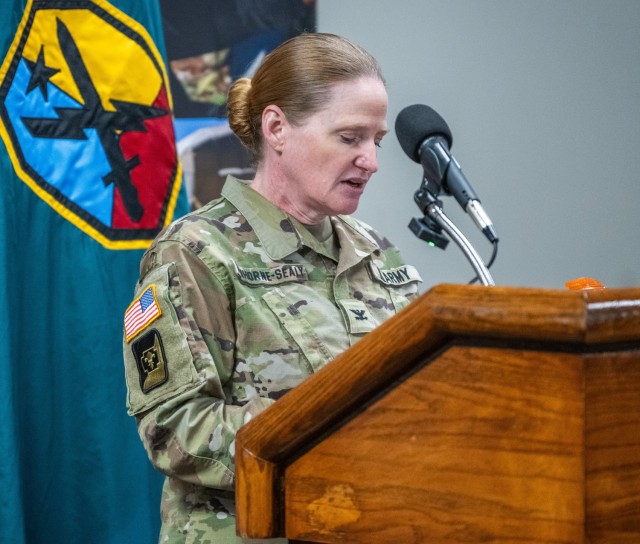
[410,187,449,250]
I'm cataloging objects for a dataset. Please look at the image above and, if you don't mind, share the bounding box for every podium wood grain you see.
[235,284,640,543]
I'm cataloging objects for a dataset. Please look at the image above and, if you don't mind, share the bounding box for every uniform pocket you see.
[261,288,335,373]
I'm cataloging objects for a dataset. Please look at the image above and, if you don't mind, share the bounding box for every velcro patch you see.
[234,262,308,285]
[131,329,169,394]
[338,299,378,334]
[369,264,423,286]
[124,284,162,342]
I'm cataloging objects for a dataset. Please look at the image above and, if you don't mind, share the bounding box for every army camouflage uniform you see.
[122,176,422,543]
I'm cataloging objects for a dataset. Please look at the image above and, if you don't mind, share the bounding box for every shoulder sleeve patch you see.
[122,263,201,415]
[131,329,169,394]
[124,284,162,342]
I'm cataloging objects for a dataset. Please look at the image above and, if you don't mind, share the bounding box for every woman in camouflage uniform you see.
[123,33,422,543]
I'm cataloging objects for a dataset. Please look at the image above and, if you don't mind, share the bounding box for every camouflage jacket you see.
[122,176,422,542]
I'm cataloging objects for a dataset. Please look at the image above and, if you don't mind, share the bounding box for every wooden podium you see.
[235,284,640,543]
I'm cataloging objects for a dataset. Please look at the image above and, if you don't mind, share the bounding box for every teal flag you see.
[0,0,188,542]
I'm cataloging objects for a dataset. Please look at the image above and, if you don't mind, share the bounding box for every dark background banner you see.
[160,0,317,210]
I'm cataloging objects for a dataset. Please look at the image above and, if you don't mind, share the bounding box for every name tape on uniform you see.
[369,264,423,286]
[234,263,308,285]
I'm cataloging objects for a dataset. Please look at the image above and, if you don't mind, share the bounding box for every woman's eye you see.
[340,135,357,144]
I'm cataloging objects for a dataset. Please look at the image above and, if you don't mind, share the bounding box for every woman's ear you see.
[261,105,287,153]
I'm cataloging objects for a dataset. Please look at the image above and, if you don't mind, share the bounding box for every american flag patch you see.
[124,285,162,342]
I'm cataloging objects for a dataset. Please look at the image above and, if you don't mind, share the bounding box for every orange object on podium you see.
[565,277,606,290]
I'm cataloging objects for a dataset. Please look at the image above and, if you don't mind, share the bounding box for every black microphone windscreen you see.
[395,104,453,163]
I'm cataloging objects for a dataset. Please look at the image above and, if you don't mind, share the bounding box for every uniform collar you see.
[221,176,380,263]
[222,176,302,260]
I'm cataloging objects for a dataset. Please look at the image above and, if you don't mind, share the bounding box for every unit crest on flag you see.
[0,0,182,249]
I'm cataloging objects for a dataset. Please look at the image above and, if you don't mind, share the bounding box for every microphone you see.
[395,104,498,243]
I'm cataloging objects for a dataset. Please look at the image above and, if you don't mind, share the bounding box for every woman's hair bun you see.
[227,77,255,150]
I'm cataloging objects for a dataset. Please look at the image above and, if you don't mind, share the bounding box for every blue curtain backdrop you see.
[0,0,188,542]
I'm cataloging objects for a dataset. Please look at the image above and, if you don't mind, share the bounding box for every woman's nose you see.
[355,143,378,174]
